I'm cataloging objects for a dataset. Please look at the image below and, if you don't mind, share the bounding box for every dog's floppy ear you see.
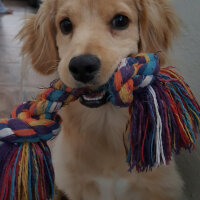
[136,0,180,65]
[18,0,58,74]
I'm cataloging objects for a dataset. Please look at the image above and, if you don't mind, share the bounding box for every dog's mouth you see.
[79,90,109,108]
[78,53,134,108]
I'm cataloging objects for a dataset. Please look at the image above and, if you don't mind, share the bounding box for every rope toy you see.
[0,53,199,199]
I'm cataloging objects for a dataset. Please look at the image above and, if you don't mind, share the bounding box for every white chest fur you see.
[94,177,140,200]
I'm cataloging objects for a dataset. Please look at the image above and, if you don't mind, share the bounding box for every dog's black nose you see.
[69,54,101,83]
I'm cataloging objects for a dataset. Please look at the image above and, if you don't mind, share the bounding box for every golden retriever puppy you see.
[18,0,184,199]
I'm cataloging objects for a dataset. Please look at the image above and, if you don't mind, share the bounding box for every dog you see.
[18,0,184,199]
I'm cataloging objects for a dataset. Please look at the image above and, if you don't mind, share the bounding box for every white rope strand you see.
[149,86,166,166]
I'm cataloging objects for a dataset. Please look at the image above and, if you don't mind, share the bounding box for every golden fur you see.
[18,0,183,199]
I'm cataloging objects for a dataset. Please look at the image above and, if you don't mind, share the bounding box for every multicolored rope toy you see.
[0,53,199,199]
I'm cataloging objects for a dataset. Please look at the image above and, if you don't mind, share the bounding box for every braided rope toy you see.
[0,53,199,199]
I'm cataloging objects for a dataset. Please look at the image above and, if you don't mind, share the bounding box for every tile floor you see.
[0,0,37,118]
[0,0,57,118]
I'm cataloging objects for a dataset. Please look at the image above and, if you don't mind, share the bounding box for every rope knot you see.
[108,53,160,106]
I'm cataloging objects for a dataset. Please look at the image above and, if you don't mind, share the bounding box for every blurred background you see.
[0,0,199,199]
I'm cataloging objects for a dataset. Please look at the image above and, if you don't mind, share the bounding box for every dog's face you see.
[56,0,139,89]
[19,0,179,107]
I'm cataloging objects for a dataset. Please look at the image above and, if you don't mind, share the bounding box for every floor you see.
[0,0,37,118]
[0,0,57,118]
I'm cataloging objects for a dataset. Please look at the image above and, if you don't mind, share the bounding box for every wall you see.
[170,0,200,199]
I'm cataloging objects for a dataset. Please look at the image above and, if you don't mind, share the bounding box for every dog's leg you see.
[120,160,183,200]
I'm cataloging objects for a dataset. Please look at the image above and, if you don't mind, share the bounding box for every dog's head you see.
[19,0,179,107]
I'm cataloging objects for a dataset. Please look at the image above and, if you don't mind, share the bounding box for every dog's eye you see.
[111,15,129,30]
[60,18,73,34]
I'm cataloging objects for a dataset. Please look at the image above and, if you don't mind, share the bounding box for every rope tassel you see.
[0,141,54,200]
[0,53,199,199]
[107,55,200,171]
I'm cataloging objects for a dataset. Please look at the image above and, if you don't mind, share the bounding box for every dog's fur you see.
[18,0,184,199]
